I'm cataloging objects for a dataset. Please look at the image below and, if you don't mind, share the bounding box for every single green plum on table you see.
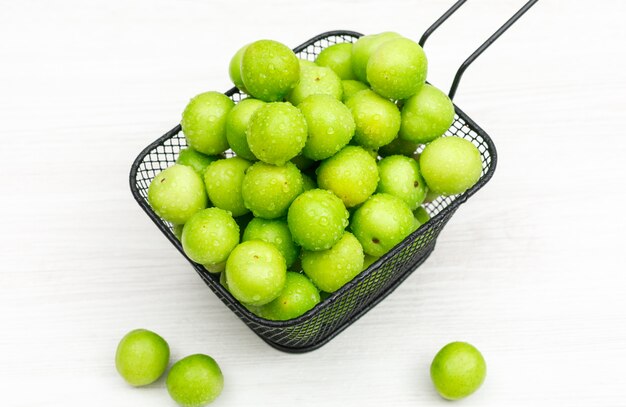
[247,102,307,165]
[181,208,239,266]
[288,188,349,251]
[240,39,300,102]
[203,156,252,217]
[225,240,287,306]
[115,329,170,387]
[167,354,224,407]
[241,161,303,219]
[302,232,364,293]
[148,164,207,225]
[181,91,234,155]
[430,342,486,400]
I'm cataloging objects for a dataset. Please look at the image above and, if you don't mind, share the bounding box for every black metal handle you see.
[420,0,538,100]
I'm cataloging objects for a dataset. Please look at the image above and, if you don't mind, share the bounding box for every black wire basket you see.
[129,0,536,353]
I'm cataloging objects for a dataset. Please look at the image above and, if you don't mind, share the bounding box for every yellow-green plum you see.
[302,232,364,293]
[115,329,169,387]
[243,218,300,268]
[181,91,234,155]
[229,44,249,92]
[148,164,207,225]
[286,64,342,106]
[316,145,379,208]
[299,94,355,160]
[241,161,303,219]
[341,80,369,102]
[225,98,265,161]
[345,89,401,149]
[376,155,427,210]
[414,206,431,225]
[176,147,219,176]
[419,137,482,195]
[430,342,486,400]
[351,193,417,257]
[167,354,224,407]
[181,208,239,266]
[315,42,356,80]
[225,240,287,306]
[203,157,251,217]
[240,40,300,102]
[247,102,307,165]
[253,272,320,320]
[378,138,419,158]
[351,32,403,83]
[400,84,455,144]
[367,38,427,100]
[288,189,349,251]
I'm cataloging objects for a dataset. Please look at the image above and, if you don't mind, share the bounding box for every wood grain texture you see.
[1,0,625,405]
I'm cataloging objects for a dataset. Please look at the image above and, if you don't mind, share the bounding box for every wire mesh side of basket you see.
[129,31,496,351]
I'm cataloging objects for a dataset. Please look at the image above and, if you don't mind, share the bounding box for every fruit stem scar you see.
[372,237,380,244]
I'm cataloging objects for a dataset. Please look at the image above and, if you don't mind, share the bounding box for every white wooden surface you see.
[1,0,626,405]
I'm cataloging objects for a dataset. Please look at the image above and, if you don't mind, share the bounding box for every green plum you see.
[399,84,455,144]
[229,44,249,92]
[247,102,307,165]
[286,64,342,106]
[181,208,239,266]
[148,164,207,225]
[414,206,431,225]
[173,224,184,240]
[377,155,427,210]
[176,147,219,176]
[301,173,316,191]
[287,189,349,251]
[341,80,369,102]
[316,145,379,208]
[115,329,169,387]
[351,193,417,257]
[419,137,482,195]
[302,232,364,292]
[181,91,234,155]
[367,37,427,100]
[240,39,300,102]
[253,272,320,320]
[430,342,486,400]
[351,32,403,83]
[345,89,401,149]
[298,94,355,160]
[225,240,287,306]
[378,138,419,157]
[315,42,356,80]
[167,354,224,407]
[241,161,303,219]
[243,218,300,267]
[225,98,265,161]
[204,157,252,217]
[363,254,379,270]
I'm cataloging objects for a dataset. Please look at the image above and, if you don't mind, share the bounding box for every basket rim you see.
[128,29,498,330]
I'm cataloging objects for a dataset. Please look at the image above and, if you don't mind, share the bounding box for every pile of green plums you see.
[147,34,483,322]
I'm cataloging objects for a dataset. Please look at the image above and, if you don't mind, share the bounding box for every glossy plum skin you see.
[181,208,240,266]
[181,91,234,155]
[166,354,224,406]
[203,156,252,217]
[115,329,170,387]
[376,155,428,210]
[399,84,455,144]
[242,217,300,268]
[345,89,401,149]
[148,164,207,225]
[430,342,487,400]
[252,272,320,321]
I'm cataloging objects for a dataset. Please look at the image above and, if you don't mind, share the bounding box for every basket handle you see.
[419,0,538,100]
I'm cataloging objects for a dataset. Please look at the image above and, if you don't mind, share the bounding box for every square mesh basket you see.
[129,31,497,353]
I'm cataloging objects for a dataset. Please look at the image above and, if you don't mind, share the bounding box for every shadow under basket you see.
[129,31,497,353]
